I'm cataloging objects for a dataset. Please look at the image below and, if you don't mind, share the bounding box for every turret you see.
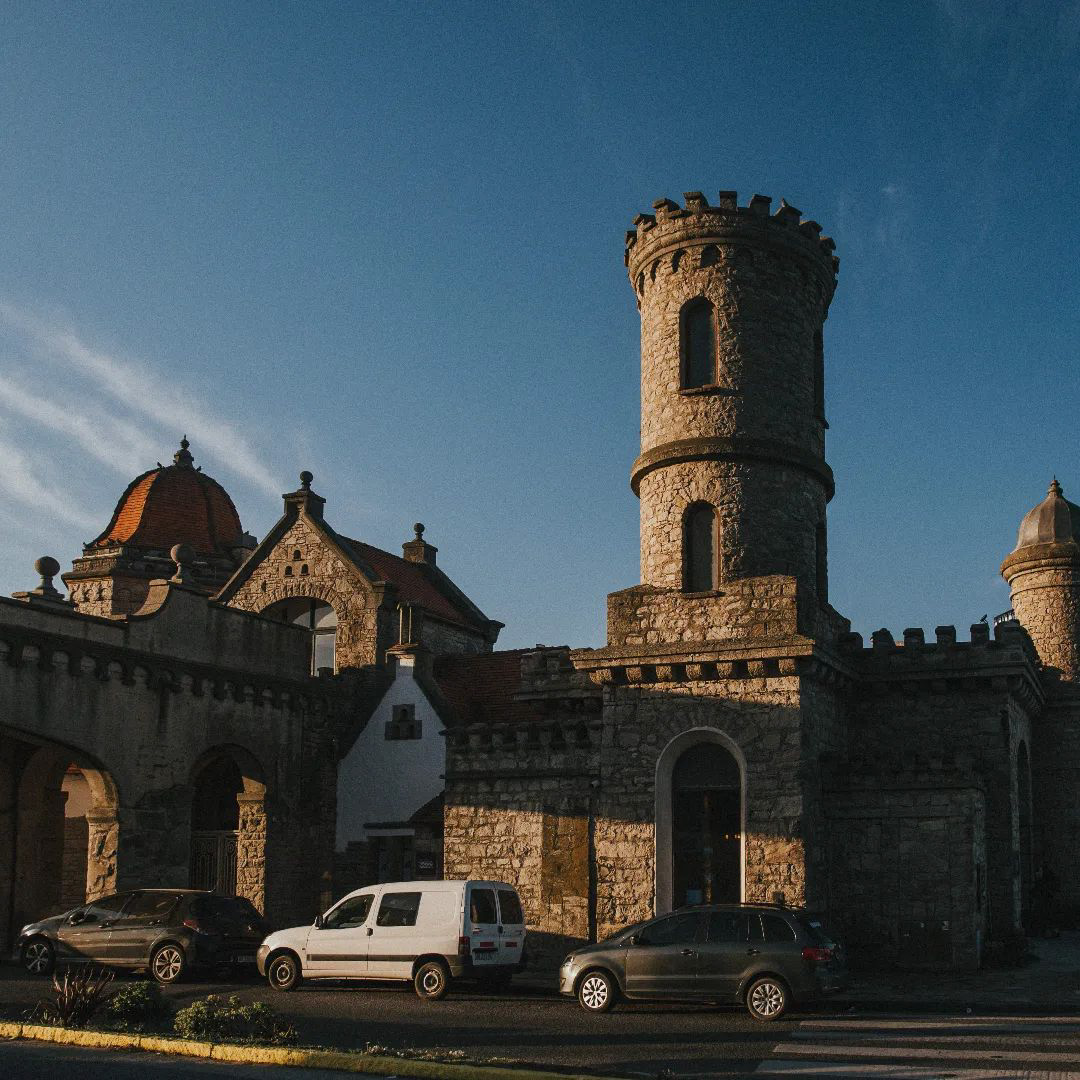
[1001,478,1080,682]
[625,191,838,606]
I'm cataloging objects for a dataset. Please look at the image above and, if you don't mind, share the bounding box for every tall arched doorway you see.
[2,735,119,946]
[189,748,267,910]
[655,729,745,913]
[190,757,243,894]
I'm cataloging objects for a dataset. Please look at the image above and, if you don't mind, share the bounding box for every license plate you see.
[235,954,255,963]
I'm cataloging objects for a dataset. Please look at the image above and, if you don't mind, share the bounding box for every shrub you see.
[173,994,297,1045]
[103,980,170,1031]
[34,967,115,1029]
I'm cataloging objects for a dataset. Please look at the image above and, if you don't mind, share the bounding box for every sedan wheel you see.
[150,944,186,984]
[577,969,616,1013]
[22,938,55,976]
[746,976,788,1021]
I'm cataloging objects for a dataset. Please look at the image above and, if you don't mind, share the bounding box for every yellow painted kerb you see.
[0,1020,622,1080]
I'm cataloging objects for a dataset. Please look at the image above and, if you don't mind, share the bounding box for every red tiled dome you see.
[91,438,244,556]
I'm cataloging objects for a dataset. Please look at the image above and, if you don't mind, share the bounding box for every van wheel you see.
[577,969,617,1013]
[267,953,302,992]
[746,975,788,1021]
[414,960,450,1001]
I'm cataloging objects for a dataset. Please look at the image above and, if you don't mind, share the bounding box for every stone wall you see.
[0,584,339,948]
[1008,562,1080,682]
[824,760,987,970]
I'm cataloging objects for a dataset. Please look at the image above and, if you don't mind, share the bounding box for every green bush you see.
[103,980,169,1031]
[173,994,297,1045]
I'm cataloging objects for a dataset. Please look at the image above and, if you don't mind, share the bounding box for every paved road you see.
[5,967,1080,1077]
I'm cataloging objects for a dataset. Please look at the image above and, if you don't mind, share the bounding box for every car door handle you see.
[747,947,760,955]
[680,948,696,956]
[366,927,373,936]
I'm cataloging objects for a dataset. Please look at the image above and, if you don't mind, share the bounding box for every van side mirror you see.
[313,913,324,929]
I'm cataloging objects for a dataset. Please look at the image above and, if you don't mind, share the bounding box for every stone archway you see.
[1,734,119,946]
[189,746,267,911]
[655,728,746,914]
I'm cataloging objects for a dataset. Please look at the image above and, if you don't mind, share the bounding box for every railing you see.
[993,609,1017,627]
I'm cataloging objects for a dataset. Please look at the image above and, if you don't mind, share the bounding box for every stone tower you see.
[1002,478,1080,682]
[624,191,838,620]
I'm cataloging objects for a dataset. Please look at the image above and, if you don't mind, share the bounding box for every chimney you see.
[402,522,437,566]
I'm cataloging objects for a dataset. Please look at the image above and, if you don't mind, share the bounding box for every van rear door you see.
[466,884,501,968]
[495,888,525,966]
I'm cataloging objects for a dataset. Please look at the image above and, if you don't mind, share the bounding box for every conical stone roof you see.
[1011,478,1080,553]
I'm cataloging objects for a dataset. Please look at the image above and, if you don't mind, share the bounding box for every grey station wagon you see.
[559,904,846,1021]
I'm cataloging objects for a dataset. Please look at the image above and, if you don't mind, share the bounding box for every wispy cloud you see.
[0,301,281,498]
[0,426,99,533]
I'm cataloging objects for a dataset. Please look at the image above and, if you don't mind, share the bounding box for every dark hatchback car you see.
[15,889,268,984]
[559,904,846,1021]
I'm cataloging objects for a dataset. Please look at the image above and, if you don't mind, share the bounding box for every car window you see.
[376,891,422,927]
[190,896,263,922]
[323,894,373,930]
[81,893,129,922]
[761,914,797,943]
[638,912,701,946]
[123,893,178,919]
[747,914,763,942]
[706,911,759,943]
[470,888,497,924]
[800,916,837,946]
[497,889,523,925]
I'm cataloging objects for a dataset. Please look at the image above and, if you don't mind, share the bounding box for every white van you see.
[256,880,526,999]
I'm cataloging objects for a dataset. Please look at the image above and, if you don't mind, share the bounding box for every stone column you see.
[236,793,267,914]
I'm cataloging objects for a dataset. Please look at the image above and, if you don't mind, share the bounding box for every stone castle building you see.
[440,190,1080,971]
[2,186,1077,972]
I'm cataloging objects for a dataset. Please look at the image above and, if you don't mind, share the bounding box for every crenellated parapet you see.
[625,190,838,304]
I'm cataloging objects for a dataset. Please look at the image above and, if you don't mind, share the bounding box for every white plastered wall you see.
[335,653,445,848]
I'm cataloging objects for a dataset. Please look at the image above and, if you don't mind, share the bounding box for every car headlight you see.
[18,925,32,938]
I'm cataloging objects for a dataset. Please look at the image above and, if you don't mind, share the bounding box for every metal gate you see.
[190,830,238,893]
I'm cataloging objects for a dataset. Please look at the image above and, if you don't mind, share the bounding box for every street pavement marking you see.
[757,1064,1080,1079]
[800,1018,1080,1030]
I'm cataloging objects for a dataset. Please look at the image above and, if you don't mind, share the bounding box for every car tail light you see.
[458,935,470,957]
[183,918,201,933]
[802,945,833,963]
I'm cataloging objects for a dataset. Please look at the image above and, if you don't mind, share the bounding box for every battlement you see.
[625,189,838,285]
[837,619,1032,655]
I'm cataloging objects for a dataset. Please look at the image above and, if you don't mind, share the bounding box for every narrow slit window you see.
[684,503,717,592]
[681,299,715,389]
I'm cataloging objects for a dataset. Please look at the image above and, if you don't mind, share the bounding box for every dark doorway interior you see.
[190,757,242,893]
[672,743,741,906]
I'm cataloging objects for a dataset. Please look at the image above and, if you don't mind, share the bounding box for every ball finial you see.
[35,556,60,579]
[300,470,313,491]
[413,522,425,540]
[170,543,195,584]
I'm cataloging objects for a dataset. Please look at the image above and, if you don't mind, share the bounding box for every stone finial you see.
[300,470,313,491]
[170,543,195,584]
[173,436,194,468]
[12,555,71,605]
[402,522,438,567]
[1050,476,1063,498]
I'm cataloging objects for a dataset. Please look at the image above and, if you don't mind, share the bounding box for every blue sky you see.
[0,1,1077,648]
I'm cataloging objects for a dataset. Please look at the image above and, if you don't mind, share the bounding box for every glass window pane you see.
[685,503,715,592]
[376,891,422,927]
[313,632,335,672]
[762,914,796,942]
[324,894,373,930]
[470,888,497,925]
[639,912,701,946]
[312,603,337,629]
[497,889,524,925]
[707,911,740,942]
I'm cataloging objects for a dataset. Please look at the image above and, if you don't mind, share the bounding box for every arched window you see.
[683,502,717,592]
[264,597,338,674]
[681,298,715,389]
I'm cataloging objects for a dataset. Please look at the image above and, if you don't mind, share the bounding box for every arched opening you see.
[189,748,266,909]
[263,596,338,674]
[680,297,715,389]
[655,729,745,913]
[1,735,119,947]
[683,502,717,592]
[1017,741,1033,927]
